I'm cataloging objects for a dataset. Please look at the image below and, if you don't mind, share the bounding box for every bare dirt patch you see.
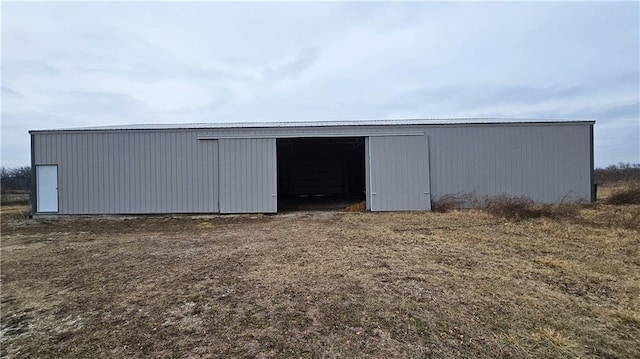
[1,201,639,358]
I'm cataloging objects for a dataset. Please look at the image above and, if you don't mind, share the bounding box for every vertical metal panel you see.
[364,137,371,210]
[32,131,219,214]
[426,124,592,203]
[218,138,277,213]
[590,125,595,202]
[30,134,37,213]
[369,135,430,211]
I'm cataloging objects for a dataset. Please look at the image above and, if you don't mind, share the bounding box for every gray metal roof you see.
[30,118,595,133]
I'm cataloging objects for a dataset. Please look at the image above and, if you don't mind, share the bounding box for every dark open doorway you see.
[277,137,366,211]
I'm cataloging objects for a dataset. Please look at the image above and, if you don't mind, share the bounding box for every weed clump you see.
[344,201,366,212]
[431,195,465,213]
[432,193,578,221]
[484,196,578,222]
[605,185,640,205]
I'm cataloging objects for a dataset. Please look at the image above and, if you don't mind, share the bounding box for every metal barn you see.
[29,119,595,215]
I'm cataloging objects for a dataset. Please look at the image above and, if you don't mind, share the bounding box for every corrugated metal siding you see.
[33,132,219,214]
[32,122,592,214]
[364,137,371,210]
[369,135,431,211]
[196,126,425,139]
[218,138,277,213]
[426,125,591,203]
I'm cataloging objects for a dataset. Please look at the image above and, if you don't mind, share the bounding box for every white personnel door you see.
[37,165,58,212]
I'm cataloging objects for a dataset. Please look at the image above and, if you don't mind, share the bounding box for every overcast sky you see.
[2,1,638,168]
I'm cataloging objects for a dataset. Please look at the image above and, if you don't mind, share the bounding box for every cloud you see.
[263,48,320,82]
[1,1,638,167]
[43,91,143,116]
[1,86,22,97]
[392,85,585,111]
[568,101,640,122]
[120,79,215,113]
[2,59,60,76]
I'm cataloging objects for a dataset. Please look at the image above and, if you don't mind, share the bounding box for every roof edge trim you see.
[29,118,596,133]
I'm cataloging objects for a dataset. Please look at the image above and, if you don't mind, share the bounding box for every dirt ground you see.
[1,187,639,358]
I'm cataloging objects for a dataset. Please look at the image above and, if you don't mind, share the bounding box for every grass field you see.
[1,185,639,358]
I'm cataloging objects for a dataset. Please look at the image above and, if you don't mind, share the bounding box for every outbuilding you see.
[29,119,595,215]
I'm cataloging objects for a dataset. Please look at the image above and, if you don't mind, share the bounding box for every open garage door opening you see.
[277,137,366,211]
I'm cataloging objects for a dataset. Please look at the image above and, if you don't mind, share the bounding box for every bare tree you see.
[1,166,31,193]
[595,163,640,184]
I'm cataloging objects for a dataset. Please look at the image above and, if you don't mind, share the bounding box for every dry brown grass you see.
[484,196,579,222]
[1,200,639,358]
[430,194,466,213]
[598,180,640,200]
[605,185,640,205]
[0,192,30,206]
[344,201,366,212]
[0,205,30,222]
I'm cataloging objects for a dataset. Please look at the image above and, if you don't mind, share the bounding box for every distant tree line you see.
[595,163,640,184]
[1,166,31,193]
